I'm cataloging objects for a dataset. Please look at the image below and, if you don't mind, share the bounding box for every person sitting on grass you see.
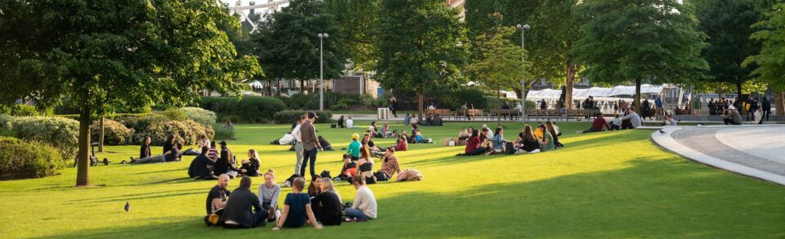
[621,107,642,129]
[163,134,176,155]
[413,129,429,144]
[347,133,361,161]
[346,116,355,129]
[189,146,216,179]
[583,113,612,133]
[131,140,182,164]
[394,135,408,152]
[662,115,678,126]
[317,136,333,151]
[197,134,210,151]
[207,141,220,161]
[220,177,268,229]
[240,149,261,177]
[369,121,383,138]
[353,143,376,184]
[311,178,343,226]
[515,125,541,154]
[723,106,742,125]
[458,127,470,141]
[610,114,622,131]
[258,169,281,223]
[463,129,488,156]
[204,174,231,226]
[338,115,345,129]
[307,175,322,198]
[219,141,235,165]
[545,121,564,148]
[214,150,240,179]
[137,135,151,160]
[375,147,401,181]
[539,124,555,152]
[344,175,377,221]
[272,178,322,230]
[337,154,358,181]
[382,122,391,138]
[491,127,506,153]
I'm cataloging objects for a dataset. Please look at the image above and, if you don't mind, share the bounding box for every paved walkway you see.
[652,125,785,186]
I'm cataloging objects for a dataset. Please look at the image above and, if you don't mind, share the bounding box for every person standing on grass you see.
[220,177,268,229]
[311,178,343,226]
[290,115,306,175]
[204,174,231,226]
[344,175,377,221]
[299,112,323,179]
[272,178,322,230]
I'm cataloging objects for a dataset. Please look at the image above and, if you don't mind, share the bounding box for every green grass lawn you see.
[2,121,784,239]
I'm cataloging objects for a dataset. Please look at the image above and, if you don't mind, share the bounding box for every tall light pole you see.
[516,24,530,122]
[317,33,329,111]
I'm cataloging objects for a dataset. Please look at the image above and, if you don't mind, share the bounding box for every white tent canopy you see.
[526,84,664,100]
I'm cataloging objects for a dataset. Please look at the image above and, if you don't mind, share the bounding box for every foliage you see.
[324,0,380,71]
[273,110,333,124]
[7,116,79,160]
[745,3,785,91]
[374,0,469,119]
[199,96,287,123]
[0,114,14,130]
[212,123,235,140]
[133,120,214,146]
[0,104,41,116]
[179,107,218,126]
[117,114,170,133]
[162,108,188,122]
[466,13,527,94]
[574,0,709,113]
[0,138,64,179]
[90,119,133,146]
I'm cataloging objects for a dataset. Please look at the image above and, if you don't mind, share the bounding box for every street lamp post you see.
[516,24,530,122]
[317,33,329,111]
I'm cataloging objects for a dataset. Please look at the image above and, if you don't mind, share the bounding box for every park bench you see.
[428,109,453,119]
[527,109,563,121]
[490,109,520,121]
[565,109,600,121]
[456,109,485,121]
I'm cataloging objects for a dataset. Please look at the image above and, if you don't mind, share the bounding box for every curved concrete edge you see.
[651,126,785,186]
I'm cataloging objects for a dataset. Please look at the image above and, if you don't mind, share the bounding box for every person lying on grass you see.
[343,175,377,221]
[131,137,182,164]
[272,178,322,230]
[220,176,268,229]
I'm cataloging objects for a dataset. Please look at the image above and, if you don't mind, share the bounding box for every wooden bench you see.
[565,109,600,121]
[527,109,564,121]
[456,109,485,121]
[490,109,520,121]
[427,109,453,119]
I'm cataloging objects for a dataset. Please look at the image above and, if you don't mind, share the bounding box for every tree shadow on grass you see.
[64,188,208,205]
[30,158,785,239]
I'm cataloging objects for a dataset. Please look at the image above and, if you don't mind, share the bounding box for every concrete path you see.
[652,125,785,186]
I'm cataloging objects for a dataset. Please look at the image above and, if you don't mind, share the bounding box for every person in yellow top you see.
[534,123,545,139]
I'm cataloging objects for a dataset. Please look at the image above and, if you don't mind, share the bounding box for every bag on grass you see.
[284,174,301,187]
[505,142,516,155]
[397,169,423,182]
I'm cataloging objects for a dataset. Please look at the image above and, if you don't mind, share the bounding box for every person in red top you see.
[463,129,488,156]
[583,113,612,133]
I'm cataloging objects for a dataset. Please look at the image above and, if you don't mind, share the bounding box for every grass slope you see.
[1,121,784,239]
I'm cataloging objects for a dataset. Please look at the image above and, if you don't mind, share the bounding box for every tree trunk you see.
[300,79,305,94]
[635,79,642,115]
[776,91,784,115]
[76,107,91,186]
[418,87,424,123]
[98,117,104,152]
[737,82,744,115]
[565,63,576,109]
[717,83,723,99]
[497,84,501,127]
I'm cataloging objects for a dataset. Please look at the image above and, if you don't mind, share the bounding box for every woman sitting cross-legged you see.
[343,175,377,221]
[349,143,376,184]
[394,135,408,152]
[375,147,401,181]
[462,129,488,156]
[272,178,322,230]
[213,150,240,178]
[515,124,541,154]
[258,169,280,223]
[490,127,507,154]
[311,178,343,226]
[240,149,260,177]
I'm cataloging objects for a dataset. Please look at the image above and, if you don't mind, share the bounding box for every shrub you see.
[162,108,188,121]
[331,101,349,110]
[90,119,134,145]
[273,110,332,124]
[359,94,375,108]
[117,114,169,132]
[180,107,217,126]
[212,124,235,140]
[0,104,41,116]
[0,114,13,130]
[8,116,79,160]
[0,138,64,179]
[199,96,286,123]
[132,119,214,146]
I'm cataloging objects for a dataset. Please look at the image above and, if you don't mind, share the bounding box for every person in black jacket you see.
[162,134,176,155]
[311,178,342,226]
[240,149,260,177]
[189,146,215,179]
[214,148,240,178]
[220,177,268,229]
[139,136,151,159]
[762,97,771,121]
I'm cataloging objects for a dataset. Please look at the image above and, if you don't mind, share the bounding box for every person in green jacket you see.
[347,133,361,160]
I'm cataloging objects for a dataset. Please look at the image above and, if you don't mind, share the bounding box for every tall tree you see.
[0,0,259,186]
[374,0,468,121]
[324,0,380,71]
[574,0,709,114]
[692,0,762,111]
[745,3,785,115]
[252,0,345,94]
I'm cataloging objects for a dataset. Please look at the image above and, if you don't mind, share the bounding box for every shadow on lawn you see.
[31,158,785,239]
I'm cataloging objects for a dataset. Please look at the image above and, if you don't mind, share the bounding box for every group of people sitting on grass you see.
[204,171,378,230]
[581,107,644,133]
[185,139,264,180]
[457,122,563,156]
[338,132,409,184]
[126,134,184,164]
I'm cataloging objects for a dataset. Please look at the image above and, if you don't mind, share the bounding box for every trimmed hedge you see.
[273,110,333,124]
[199,96,286,123]
[132,119,215,146]
[180,107,217,126]
[0,137,64,179]
[90,119,134,145]
[8,117,79,160]
[162,108,188,121]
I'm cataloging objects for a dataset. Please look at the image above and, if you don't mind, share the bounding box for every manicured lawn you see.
[2,121,784,239]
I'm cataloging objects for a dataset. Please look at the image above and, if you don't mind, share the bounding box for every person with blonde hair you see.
[258,169,280,223]
[311,178,343,225]
[514,125,540,154]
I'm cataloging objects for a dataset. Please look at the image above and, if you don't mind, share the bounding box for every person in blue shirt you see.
[655,96,663,116]
[491,127,506,152]
[414,129,425,143]
[272,178,322,230]
[347,133,361,160]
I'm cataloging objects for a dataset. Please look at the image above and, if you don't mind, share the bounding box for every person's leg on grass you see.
[134,154,166,164]
[254,210,268,227]
[344,208,369,220]
[294,142,304,175]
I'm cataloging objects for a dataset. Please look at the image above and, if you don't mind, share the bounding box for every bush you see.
[359,94,375,108]
[90,119,134,145]
[8,117,79,160]
[162,108,188,121]
[1,104,41,116]
[199,96,286,123]
[0,114,13,130]
[180,107,217,126]
[212,124,235,140]
[132,119,214,146]
[117,114,169,132]
[331,100,349,110]
[0,138,64,179]
[273,110,333,124]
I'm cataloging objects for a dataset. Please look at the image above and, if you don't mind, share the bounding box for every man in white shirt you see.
[289,115,306,175]
[346,116,354,129]
[343,175,377,220]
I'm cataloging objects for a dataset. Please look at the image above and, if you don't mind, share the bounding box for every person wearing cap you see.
[299,112,323,179]
[290,115,307,175]
[724,105,742,125]
[347,133,361,161]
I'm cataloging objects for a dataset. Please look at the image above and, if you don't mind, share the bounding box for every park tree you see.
[0,0,260,186]
[251,0,345,95]
[744,3,785,115]
[465,13,527,124]
[573,0,709,115]
[692,0,762,112]
[373,0,468,121]
[324,0,380,71]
